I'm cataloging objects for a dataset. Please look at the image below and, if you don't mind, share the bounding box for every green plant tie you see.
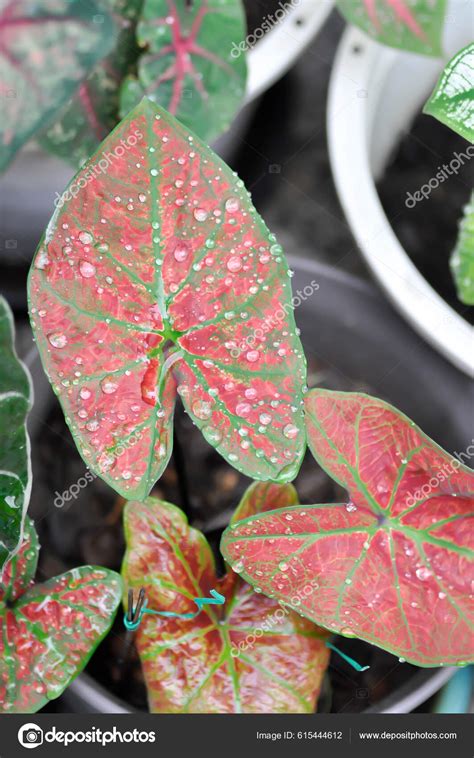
[325,641,370,672]
[124,589,370,673]
[123,589,225,631]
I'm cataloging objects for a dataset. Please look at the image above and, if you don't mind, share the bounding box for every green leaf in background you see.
[451,192,474,305]
[0,0,117,172]
[120,0,247,144]
[0,297,32,577]
[336,0,446,56]
[0,518,123,713]
[424,42,474,142]
[38,0,143,168]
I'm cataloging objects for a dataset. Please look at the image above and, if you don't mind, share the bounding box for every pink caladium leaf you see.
[28,98,306,500]
[221,390,474,667]
[0,518,123,713]
[123,487,330,713]
[336,0,447,56]
[119,0,247,144]
[0,0,117,171]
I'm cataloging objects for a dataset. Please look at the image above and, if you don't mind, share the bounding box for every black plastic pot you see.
[25,258,471,714]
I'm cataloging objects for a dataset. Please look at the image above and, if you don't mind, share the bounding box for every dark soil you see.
[30,352,420,714]
[378,112,473,324]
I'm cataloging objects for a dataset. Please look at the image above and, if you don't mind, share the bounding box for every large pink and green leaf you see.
[39,0,143,169]
[0,297,32,576]
[424,42,474,142]
[28,98,306,500]
[0,0,117,171]
[221,390,474,667]
[0,517,123,713]
[119,0,247,144]
[122,486,329,713]
[336,0,446,56]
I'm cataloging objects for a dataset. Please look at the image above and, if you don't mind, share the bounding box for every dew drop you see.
[259,413,272,425]
[246,350,260,363]
[232,560,244,573]
[236,402,251,417]
[48,332,67,349]
[279,561,289,571]
[101,377,119,394]
[283,423,298,439]
[227,255,242,273]
[415,567,432,581]
[79,388,91,400]
[173,242,189,262]
[225,196,240,213]
[79,260,96,278]
[192,399,212,420]
[78,231,93,245]
[193,208,208,222]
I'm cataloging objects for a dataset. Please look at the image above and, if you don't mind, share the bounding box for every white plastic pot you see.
[327,2,474,377]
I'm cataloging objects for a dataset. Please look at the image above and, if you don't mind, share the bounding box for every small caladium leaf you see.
[451,191,474,305]
[230,480,298,525]
[0,0,117,172]
[336,0,446,56]
[39,0,143,168]
[0,517,123,713]
[222,390,474,667]
[28,98,306,500]
[123,491,329,713]
[424,42,474,142]
[119,0,247,143]
[0,297,33,576]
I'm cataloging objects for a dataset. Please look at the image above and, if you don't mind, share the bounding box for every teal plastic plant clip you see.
[124,587,225,632]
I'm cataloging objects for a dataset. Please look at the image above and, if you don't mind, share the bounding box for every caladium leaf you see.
[0,517,123,713]
[0,297,33,576]
[451,191,474,305]
[336,0,446,56]
[28,98,306,500]
[39,0,143,168]
[221,390,474,667]
[424,42,474,142]
[122,490,330,713]
[119,0,247,144]
[0,0,117,171]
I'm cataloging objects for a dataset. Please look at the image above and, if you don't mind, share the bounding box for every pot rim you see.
[327,25,473,378]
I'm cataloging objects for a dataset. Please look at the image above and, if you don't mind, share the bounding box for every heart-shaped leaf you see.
[0,297,32,576]
[0,517,123,713]
[119,0,247,144]
[451,191,474,305]
[0,0,117,172]
[424,42,474,142]
[39,0,143,168]
[221,390,474,667]
[336,0,446,56]
[123,488,329,713]
[28,98,306,500]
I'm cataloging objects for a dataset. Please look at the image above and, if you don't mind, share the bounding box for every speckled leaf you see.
[122,492,329,713]
[336,0,446,56]
[221,390,474,667]
[451,191,474,305]
[0,517,123,713]
[0,0,117,171]
[120,0,247,143]
[39,0,143,168]
[0,297,32,576]
[28,98,306,500]
[424,43,474,142]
